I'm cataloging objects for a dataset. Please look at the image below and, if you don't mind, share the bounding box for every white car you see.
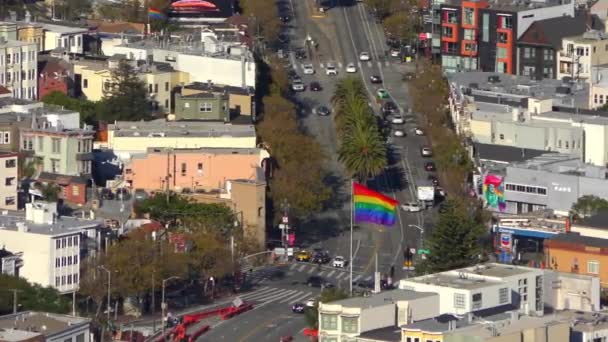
[346,63,357,73]
[390,49,400,57]
[414,127,425,136]
[393,129,405,137]
[391,115,404,124]
[292,80,305,91]
[359,52,371,61]
[305,299,316,307]
[303,64,315,75]
[421,147,433,157]
[326,64,338,76]
[332,256,346,268]
[401,202,422,212]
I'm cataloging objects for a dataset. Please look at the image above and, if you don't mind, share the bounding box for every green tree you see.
[42,91,101,124]
[383,12,417,45]
[364,0,392,20]
[571,195,608,219]
[0,274,71,315]
[417,199,486,274]
[305,288,349,329]
[53,0,92,21]
[103,60,150,121]
[35,182,61,202]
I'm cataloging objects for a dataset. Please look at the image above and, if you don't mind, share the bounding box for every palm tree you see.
[338,125,387,181]
[331,77,367,109]
[334,98,373,133]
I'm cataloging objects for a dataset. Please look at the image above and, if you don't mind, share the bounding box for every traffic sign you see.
[282,216,289,223]
[417,249,430,255]
[409,248,416,254]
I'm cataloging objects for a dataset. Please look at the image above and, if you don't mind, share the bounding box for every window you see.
[6,72,10,82]
[181,162,187,175]
[199,102,213,112]
[56,277,60,286]
[165,82,170,91]
[77,36,81,47]
[588,260,600,274]
[602,95,605,104]
[0,131,9,145]
[165,99,169,108]
[558,140,562,148]
[499,288,508,304]
[55,258,60,267]
[463,7,474,25]
[83,79,88,88]
[67,256,72,265]
[22,136,33,150]
[498,32,509,44]
[454,293,465,308]
[342,316,358,333]
[482,14,489,42]
[320,314,338,330]
[73,255,78,264]
[565,141,569,149]
[149,84,153,93]
[442,26,453,38]
[5,177,15,186]
[51,138,61,153]
[499,16,513,29]
[499,133,504,140]
[4,159,15,168]
[5,196,15,206]
[61,257,66,266]
[73,273,78,284]
[72,185,79,196]
[5,54,9,64]
[543,67,553,78]
[197,162,203,172]
[67,236,72,246]
[67,274,72,284]
[56,240,61,249]
[497,47,508,59]
[74,236,79,246]
[464,43,477,52]
[51,159,60,173]
[544,49,553,61]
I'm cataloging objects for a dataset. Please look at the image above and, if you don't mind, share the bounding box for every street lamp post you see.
[161,276,180,337]
[408,224,425,249]
[99,266,111,323]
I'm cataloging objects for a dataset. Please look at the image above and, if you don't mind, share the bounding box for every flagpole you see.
[349,179,354,296]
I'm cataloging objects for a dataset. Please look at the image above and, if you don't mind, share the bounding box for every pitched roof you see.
[87,19,145,35]
[518,13,600,49]
[549,232,608,248]
[38,57,71,75]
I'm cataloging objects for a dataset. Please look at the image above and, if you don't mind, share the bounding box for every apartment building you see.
[40,23,88,55]
[439,0,574,73]
[0,37,38,100]
[38,56,73,100]
[0,311,90,342]
[174,92,229,121]
[182,82,256,117]
[0,201,102,293]
[0,18,44,52]
[106,120,257,159]
[557,30,608,81]
[74,57,178,112]
[0,152,18,210]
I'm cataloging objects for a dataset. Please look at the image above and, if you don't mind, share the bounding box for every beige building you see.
[557,30,608,81]
[0,202,102,293]
[0,152,18,210]
[318,290,439,342]
[0,37,38,100]
[74,57,179,112]
[106,120,257,159]
[182,82,255,117]
[0,20,43,52]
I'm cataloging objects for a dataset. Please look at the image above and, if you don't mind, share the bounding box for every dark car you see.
[316,105,330,116]
[115,188,131,201]
[382,101,398,115]
[312,251,331,264]
[310,81,322,91]
[370,75,382,84]
[292,303,305,313]
[278,34,289,44]
[100,188,114,200]
[295,48,306,59]
[280,15,291,23]
[424,162,436,172]
[428,175,439,186]
[307,276,324,287]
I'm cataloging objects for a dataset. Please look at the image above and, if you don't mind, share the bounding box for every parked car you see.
[100,188,114,200]
[280,15,291,23]
[310,81,322,91]
[414,127,425,136]
[401,202,422,212]
[326,63,338,76]
[346,63,357,73]
[332,256,346,268]
[382,101,398,115]
[303,64,315,74]
[292,79,305,91]
[359,51,371,61]
[393,129,405,137]
[295,250,312,262]
[435,186,447,198]
[278,34,289,44]
[370,75,382,83]
[305,298,316,307]
[295,48,306,59]
[390,49,400,57]
[292,303,306,313]
[424,162,436,172]
[428,175,439,186]
[315,105,331,116]
[391,114,404,124]
[421,147,433,157]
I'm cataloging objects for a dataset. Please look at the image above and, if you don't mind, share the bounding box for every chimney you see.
[25,11,31,23]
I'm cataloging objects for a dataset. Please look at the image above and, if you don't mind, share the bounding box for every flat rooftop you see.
[109,119,256,138]
[475,143,550,164]
[0,213,101,236]
[0,311,89,337]
[0,39,37,48]
[448,71,590,109]
[447,311,569,338]
[562,309,608,333]
[509,153,608,178]
[402,264,538,289]
[184,82,254,96]
[443,0,572,11]
[322,289,437,309]
[139,146,262,157]
[358,326,401,341]
[116,37,251,61]
[493,215,568,234]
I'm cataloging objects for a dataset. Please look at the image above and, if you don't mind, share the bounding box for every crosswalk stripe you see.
[364,276,373,281]
[318,271,326,276]
[298,264,306,272]
[279,290,309,304]
[238,287,274,300]
[319,63,324,68]
[307,267,315,274]
[353,275,362,282]
[357,62,362,68]
[327,270,336,277]
[265,289,299,303]
[291,291,314,304]
[334,272,344,280]
[377,61,382,68]
[385,61,389,67]
[289,264,297,270]
[248,288,292,301]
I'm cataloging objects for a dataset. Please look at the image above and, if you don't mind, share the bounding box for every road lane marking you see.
[264,289,299,303]
[353,275,362,282]
[326,270,336,277]
[249,288,292,301]
[289,263,297,270]
[298,264,306,271]
[367,61,372,67]
[306,267,315,274]
[279,290,309,304]
[364,276,372,281]
[335,272,344,280]
[238,287,277,300]
[318,271,326,276]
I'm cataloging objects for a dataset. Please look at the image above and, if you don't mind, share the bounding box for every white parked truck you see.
[417,185,435,207]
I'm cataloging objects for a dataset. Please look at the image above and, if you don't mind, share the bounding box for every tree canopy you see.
[417,199,487,274]
[571,195,608,219]
[42,91,102,124]
[102,60,151,121]
[0,274,70,315]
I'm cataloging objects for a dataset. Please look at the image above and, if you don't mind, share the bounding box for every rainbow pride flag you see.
[353,182,398,226]
[148,7,165,19]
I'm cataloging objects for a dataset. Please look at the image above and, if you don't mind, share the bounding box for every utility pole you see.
[99,266,112,323]
[8,289,22,314]
[279,199,290,262]
[161,276,180,337]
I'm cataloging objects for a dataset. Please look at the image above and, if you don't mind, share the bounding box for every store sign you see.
[500,233,512,251]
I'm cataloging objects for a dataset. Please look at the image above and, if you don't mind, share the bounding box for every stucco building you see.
[0,37,38,100]
[182,82,255,117]
[557,30,608,81]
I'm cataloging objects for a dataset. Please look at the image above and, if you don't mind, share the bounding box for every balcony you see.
[442,48,459,54]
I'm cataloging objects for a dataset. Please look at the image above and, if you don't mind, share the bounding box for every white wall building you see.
[0,202,102,293]
[557,30,608,82]
[41,23,88,54]
[0,37,38,100]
